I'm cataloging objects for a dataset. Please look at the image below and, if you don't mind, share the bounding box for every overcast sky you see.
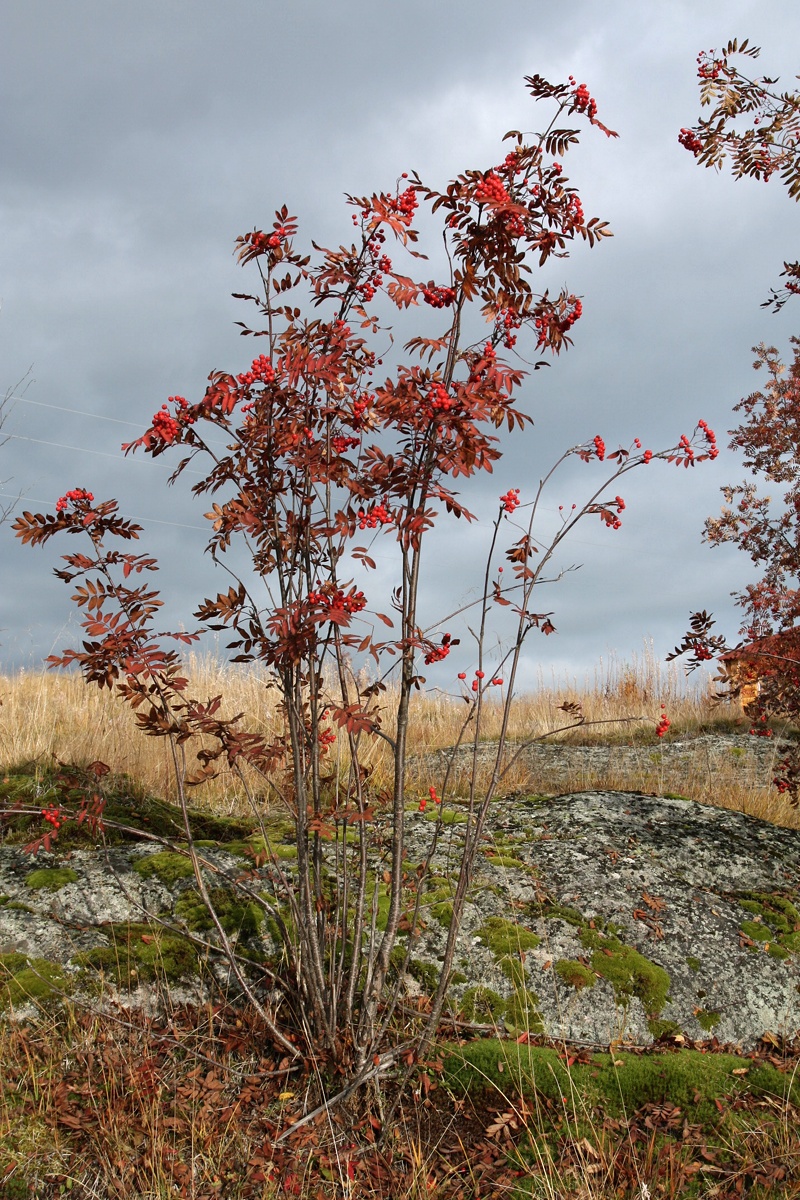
[2,0,799,695]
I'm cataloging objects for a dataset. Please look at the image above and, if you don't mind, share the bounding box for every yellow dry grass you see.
[1,647,798,828]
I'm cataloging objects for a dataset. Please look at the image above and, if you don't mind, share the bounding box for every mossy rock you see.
[554,959,595,991]
[0,951,71,1012]
[526,899,585,927]
[72,922,200,987]
[579,926,670,1014]
[476,917,540,957]
[133,851,195,887]
[25,867,79,891]
[696,1008,722,1031]
[735,891,800,957]
[174,886,263,938]
[0,759,255,849]
[459,985,507,1022]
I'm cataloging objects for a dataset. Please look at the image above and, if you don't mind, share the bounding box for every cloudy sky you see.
[2,0,799,695]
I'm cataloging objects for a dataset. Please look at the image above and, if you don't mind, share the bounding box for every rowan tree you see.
[671,39,800,798]
[12,74,715,1118]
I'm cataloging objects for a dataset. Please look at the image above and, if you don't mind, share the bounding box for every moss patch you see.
[441,1041,800,1126]
[0,952,70,1012]
[25,867,79,891]
[476,917,540,957]
[554,959,595,991]
[735,891,800,957]
[72,922,200,987]
[579,925,670,1014]
[133,851,195,887]
[174,887,263,938]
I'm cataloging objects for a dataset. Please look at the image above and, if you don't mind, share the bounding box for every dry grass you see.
[2,646,798,828]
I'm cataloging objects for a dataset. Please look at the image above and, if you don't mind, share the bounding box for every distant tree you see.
[677,37,800,311]
[671,40,800,799]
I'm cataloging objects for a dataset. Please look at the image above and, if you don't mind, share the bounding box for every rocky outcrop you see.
[1,787,799,1050]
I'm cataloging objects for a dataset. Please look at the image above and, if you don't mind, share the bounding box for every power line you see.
[5,392,229,451]
[7,394,146,428]
[6,433,205,475]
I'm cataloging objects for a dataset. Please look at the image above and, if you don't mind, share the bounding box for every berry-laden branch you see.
[678,37,800,310]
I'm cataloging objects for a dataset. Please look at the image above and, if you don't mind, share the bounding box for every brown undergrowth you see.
[1,993,799,1199]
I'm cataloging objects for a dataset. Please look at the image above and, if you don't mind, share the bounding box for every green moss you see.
[441,1042,800,1122]
[407,959,442,994]
[459,986,506,1022]
[133,851,195,887]
[174,887,263,938]
[739,919,772,943]
[735,892,800,958]
[581,932,670,1014]
[554,959,595,991]
[485,855,527,869]
[696,1009,721,1032]
[686,956,702,972]
[449,971,467,985]
[25,867,79,891]
[72,922,200,987]
[503,988,544,1034]
[647,1018,682,1039]
[476,917,540,957]
[0,952,70,1011]
[425,808,468,825]
[526,899,584,927]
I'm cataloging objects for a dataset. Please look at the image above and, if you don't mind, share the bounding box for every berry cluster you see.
[424,633,453,665]
[41,805,63,829]
[307,588,367,616]
[534,297,583,348]
[697,419,719,458]
[593,435,606,461]
[656,705,671,738]
[352,393,374,427]
[595,495,625,530]
[499,488,521,514]
[456,669,503,692]
[238,355,276,386]
[418,785,442,813]
[469,341,497,381]
[358,501,392,530]
[428,382,454,412]
[568,77,598,121]
[421,284,456,308]
[475,172,510,205]
[331,435,360,455]
[696,51,723,81]
[496,308,522,350]
[245,226,289,253]
[151,406,181,444]
[678,128,704,156]
[566,192,585,227]
[56,488,94,512]
[387,185,418,227]
[317,725,337,752]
